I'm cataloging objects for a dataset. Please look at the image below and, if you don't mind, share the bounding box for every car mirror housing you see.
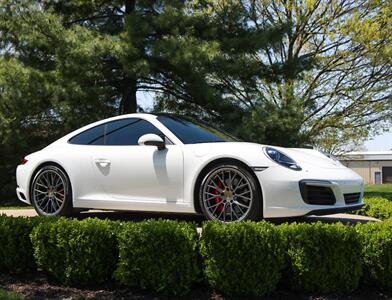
[138,134,166,150]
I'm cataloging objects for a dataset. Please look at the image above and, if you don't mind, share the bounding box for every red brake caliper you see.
[213,179,224,212]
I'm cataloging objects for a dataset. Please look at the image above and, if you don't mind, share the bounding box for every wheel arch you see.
[192,157,263,214]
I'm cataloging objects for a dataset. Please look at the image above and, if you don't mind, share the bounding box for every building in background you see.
[340,151,392,184]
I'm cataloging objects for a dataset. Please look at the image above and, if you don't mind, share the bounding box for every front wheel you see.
[199,164,262,222]
[30,165,73,216]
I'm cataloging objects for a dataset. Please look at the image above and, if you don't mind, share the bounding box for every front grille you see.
[344,193,361,204]
[299,182,336,205]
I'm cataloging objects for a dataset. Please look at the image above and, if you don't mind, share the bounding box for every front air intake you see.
[299,181,336,205]
[344,193,361,204]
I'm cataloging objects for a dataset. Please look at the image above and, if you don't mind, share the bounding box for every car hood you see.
[273,147,345,169]
[190,142,344,170]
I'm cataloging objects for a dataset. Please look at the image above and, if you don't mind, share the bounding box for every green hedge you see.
[0,215,44,274]
[0,288,25,300]
[114,219,200,296]
[281,222,362,293]
[356,197,392,221]
[200,221,285,297]
[356,219,392,289]
[30,218,118,286]
[1,196,392,296]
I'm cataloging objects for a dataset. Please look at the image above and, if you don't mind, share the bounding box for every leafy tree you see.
[156,0,392,153]
[344,0,392,66]
[0,0,288,203]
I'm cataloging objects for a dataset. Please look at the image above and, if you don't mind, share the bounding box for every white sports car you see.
[16,113,364,222]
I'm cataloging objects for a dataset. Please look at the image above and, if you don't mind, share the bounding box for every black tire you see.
[30,165,73,217]
[199,163,262,222]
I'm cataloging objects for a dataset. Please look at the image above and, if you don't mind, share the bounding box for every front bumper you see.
[255,166,364,218]
[305,203,364,216]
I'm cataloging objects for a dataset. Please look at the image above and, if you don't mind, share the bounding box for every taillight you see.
[21,158,28,165]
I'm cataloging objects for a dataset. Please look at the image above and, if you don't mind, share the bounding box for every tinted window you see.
[157,115,238,144]
[105,118,162,145]
[68,124,105,145]
[69,118,163,146]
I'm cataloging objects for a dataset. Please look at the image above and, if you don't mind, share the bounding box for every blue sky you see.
[138,91,391,151]
[365,131,392,150]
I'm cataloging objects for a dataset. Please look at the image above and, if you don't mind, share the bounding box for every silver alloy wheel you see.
[201,166,253,222]
[32,167,67,216]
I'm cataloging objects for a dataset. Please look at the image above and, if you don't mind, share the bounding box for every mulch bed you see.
[0,273,391,300]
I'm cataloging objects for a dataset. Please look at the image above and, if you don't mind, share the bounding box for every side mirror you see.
[138,134,166,150]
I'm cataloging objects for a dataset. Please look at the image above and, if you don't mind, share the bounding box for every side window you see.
[69,118,164,146]
[68,124,105,145]
[105,118,163,146]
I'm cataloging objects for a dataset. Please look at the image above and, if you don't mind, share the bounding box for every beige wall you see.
[341,160,392,184]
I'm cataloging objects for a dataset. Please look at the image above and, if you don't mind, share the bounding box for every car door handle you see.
[95,159,111,167]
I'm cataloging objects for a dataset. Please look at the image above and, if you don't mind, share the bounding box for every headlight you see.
[264,147,302,171]
[318,150,340,163]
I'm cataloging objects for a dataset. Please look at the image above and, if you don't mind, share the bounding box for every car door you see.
[91,118,184,203]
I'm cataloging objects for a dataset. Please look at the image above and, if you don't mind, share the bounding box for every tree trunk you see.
[121,78,137,114]
[120,0,137,114]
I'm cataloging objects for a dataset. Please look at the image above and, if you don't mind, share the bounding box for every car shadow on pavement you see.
[75,210,378,226]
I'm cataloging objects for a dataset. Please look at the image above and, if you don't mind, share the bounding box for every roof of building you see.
[340,150,392,161]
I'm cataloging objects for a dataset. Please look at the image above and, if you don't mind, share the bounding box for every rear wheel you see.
[199,163,262,222]
[31,165,73,216]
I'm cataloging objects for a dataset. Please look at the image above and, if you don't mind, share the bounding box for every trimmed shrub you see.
[282,222,362,293]
[356,197,392,221]
[0,215,44,274]
[114,219,200,296]
[200,221,285,297]
[30,218,118,286]
[0,288,25,300]
[356,220,392,289]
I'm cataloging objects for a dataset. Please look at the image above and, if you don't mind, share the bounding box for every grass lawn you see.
[365,184,392,193]
[364,184,392,200]
[0,288,25,300]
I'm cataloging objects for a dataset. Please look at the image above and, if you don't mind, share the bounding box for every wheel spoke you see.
[204,195,220,201]
[206,202,221,209]
[35,195,47,204]
[207,184,223,192]
[35,190,47,195]
[42,198,50,212]
[216,174,225,187]
[35,182,48,189]
[237,195,252,201]
[230,173,237,187]
[234,182,248,192]
[211,203,221,216]
[51,199,57,212]
[54,195,64,204]
[233,200,249,209]
[232,206,240,220]
[233,178,244,191]
[205,192,221,198]
[236,190,251,197]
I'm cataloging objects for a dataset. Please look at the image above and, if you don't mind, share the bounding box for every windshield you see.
[156,115,239,144]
